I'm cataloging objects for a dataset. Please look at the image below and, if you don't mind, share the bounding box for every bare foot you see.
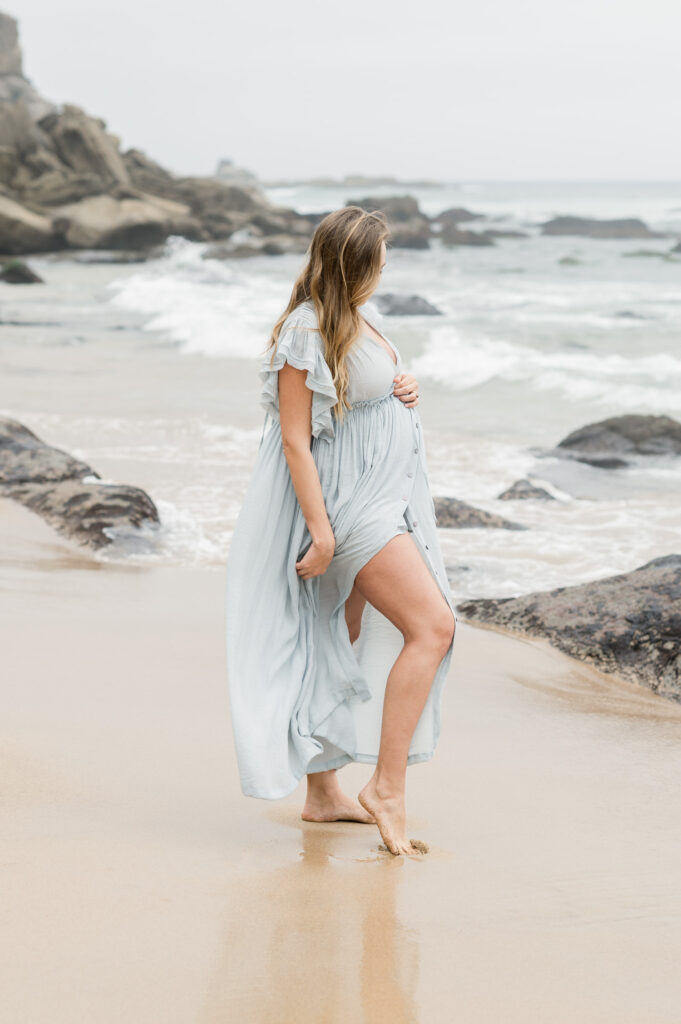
[358,776,425,857]
[301,792,376,824]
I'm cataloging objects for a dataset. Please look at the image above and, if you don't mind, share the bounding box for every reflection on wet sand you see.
[201,824,419,1024]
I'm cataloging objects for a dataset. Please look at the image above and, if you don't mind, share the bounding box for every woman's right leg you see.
[353,532,456,855]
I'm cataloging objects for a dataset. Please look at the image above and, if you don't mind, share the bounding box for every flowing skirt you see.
[225,390,457,799]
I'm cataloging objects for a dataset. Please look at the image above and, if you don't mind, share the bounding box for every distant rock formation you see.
[541,216,664,239]
[456,554,681,703]
[0,12,312,256]
[215,158,265,193]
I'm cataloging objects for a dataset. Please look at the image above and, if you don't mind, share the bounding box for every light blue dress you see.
[225,299,457,799]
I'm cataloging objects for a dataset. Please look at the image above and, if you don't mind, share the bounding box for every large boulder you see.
[456,555,681,703]
[51,190,202,249]
[552,414,681,467]
[0,416,159,549]
[0,192,57,253]
[7,479,159,550]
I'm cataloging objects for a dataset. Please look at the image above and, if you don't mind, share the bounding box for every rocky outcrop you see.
[497,478,556,501]
[0,13,314,255]
[433,495,527,530]
[456,554,681,703]
[0,416,159,549]
[549,414,681,468]
[541,216,664,239]
[372,293,442,316]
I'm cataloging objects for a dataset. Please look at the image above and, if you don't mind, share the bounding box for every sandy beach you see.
[2,497,680,1023]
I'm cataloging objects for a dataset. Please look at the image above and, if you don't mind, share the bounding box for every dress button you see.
[413,447,418,454]
[407,472,413,478]
[413,521,418,527]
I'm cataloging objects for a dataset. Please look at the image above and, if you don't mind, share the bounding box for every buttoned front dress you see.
[225,299,457,799]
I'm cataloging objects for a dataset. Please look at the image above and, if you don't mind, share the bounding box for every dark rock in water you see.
[558,256,581,266]
[0,257,43,282]
[541,216,664,239]
[456,554,681,703]
[613,310,648,319]
[433,495,527,530]
[433,206,485,224]
[555,414,681,464]
[672,241,681,254]
[440,223,495,247]
[497,478,556,501]
[0,416,159,548]
[372,293,442,316]
[351,195,431,249]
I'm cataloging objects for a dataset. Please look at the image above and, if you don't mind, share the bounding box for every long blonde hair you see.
[265,206,390,424]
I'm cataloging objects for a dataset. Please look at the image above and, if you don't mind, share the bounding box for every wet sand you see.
[2,498,681,1023]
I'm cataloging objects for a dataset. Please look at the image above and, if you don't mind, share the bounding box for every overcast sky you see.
[11,0,681,182]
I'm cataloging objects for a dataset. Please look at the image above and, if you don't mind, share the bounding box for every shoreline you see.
[2,500,681,1020]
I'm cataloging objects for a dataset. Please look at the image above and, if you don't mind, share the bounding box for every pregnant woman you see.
[225,206,457,857]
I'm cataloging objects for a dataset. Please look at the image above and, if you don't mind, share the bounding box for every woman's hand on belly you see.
[392,373,420,407]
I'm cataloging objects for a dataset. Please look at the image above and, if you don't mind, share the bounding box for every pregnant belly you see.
[311,392,421,544]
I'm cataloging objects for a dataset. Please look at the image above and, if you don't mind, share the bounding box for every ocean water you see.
[2,180,680,599]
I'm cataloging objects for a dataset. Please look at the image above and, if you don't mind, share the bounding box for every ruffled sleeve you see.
[259,319,338,442]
